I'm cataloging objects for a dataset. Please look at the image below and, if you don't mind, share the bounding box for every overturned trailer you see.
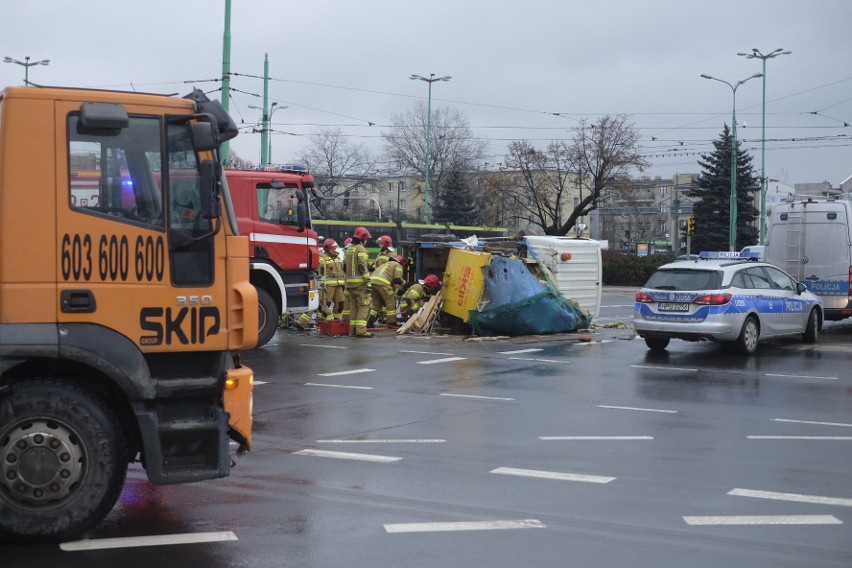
[409,236,599,336]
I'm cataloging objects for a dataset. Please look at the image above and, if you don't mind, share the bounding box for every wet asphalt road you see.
[5,288,852,567]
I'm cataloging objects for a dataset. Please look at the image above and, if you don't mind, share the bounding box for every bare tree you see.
[562,114,649,236]
[382,101,487,218]
[503,139,576,234]
[503,114,647,236]
[297,128,380,219]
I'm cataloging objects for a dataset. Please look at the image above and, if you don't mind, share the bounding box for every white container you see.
[523,236,602,320]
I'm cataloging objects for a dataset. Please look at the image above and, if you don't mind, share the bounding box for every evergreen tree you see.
[432,168,481,226]
[688,125,760,251]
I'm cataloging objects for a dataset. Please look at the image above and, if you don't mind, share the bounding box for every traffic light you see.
[687,216,695,235]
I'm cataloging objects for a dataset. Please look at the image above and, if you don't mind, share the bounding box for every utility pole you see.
[220,0,232,165]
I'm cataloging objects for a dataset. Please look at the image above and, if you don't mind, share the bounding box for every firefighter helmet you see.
[353,226,372,241]
[322,238,337,253]
[423,274,441,291]
[395,255,408,267]
[343,238,353,248]
[377,235,393,248]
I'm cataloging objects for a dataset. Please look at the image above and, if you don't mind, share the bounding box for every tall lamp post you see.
[737,48,791,245]
[4,56,50,85]
[700,72,763,251]
[409,73,451,223]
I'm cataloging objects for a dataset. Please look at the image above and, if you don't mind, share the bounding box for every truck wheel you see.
[0,380,128,542]
[644,336,670,350]
[256,288,278,347]
[802,309,819,343]
[735,316,760,354]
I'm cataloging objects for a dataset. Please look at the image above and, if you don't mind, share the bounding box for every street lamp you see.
[267,102,289,164]
[700,72,763,251]
[4,56,50,85]
[409,73,451,223]
[737,48,791,245]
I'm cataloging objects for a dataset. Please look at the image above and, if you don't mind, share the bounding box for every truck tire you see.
[256,288,278,347]
[0,380,128,542]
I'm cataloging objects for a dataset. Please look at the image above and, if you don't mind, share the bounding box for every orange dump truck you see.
[0,86,256,541]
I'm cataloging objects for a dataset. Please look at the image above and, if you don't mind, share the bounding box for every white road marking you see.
[631,364,699,372]
[598,405,678,414]
[253,380,269,385]
[298,343,348,349]
[765,373,838,380]
[508,357,562,363]
[316,439,447,444]
[317,368,375,377]
[60,531,238,551]
[400,350,455,356]
[576,340,613,345]
[490,467,616,484]
[683,515,842,526]
[728,488,852,507]
[498,348,543,354]
[441,393,516,401]
[294,449,401,463]
[747,436,852,441]
[304,383,374,390]
[384,519,545,534]
[417,357,467,365]
[539,436,654,441]
[772,418,852,428]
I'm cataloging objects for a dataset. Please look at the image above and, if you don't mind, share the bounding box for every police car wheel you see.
[644,336,670,350]
[802,309,818,343]
[735,316,760,354]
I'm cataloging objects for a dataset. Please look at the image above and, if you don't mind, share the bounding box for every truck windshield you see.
[257,183,304,226]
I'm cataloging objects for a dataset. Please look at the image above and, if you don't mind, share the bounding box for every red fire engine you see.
[227,166,320,346]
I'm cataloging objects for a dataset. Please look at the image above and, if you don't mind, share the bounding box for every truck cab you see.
[0,86,256,541]
[227,167,320,346]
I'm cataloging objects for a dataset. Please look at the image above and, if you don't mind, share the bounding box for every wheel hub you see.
[1,419,85,505]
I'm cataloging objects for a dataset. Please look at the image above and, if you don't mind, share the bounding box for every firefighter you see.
[320,238,345,320]
[373,235,395,269]
[399,273,442,318]
[340,238,353,321]
[368,255,406,328]
[344,226,373,338]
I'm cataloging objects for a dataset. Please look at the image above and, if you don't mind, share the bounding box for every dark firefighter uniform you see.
[344,239,373,337]
[369,259,405,327]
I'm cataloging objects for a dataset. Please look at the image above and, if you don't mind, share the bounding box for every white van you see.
[523,236,602,319]
[764,197,852,321]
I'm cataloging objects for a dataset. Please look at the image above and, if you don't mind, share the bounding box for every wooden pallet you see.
[397,291,443,335]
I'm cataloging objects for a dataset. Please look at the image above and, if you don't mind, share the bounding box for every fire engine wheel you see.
[256,288,278,348]
[0,380,128,542]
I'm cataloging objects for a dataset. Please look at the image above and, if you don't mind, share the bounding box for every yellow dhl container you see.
[441,248,493,322]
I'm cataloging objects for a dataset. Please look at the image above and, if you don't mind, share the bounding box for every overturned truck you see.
[408,236,601,336]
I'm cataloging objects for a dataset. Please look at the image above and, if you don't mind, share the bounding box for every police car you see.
[633,251,823,354]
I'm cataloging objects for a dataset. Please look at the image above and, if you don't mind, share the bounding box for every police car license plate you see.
[658,302,690,312]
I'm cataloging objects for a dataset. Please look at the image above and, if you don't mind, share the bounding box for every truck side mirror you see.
[295,189,307,232]
[191,122,219,152]
[199,160,222,219]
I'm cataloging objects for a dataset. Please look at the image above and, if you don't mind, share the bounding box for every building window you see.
[388,182,393,193]
[398,181,406,192]
[387,199,394,210]
[659,186,668,197]
[400,199,407,210]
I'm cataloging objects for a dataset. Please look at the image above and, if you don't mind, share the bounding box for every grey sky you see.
[3,0,851,185]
